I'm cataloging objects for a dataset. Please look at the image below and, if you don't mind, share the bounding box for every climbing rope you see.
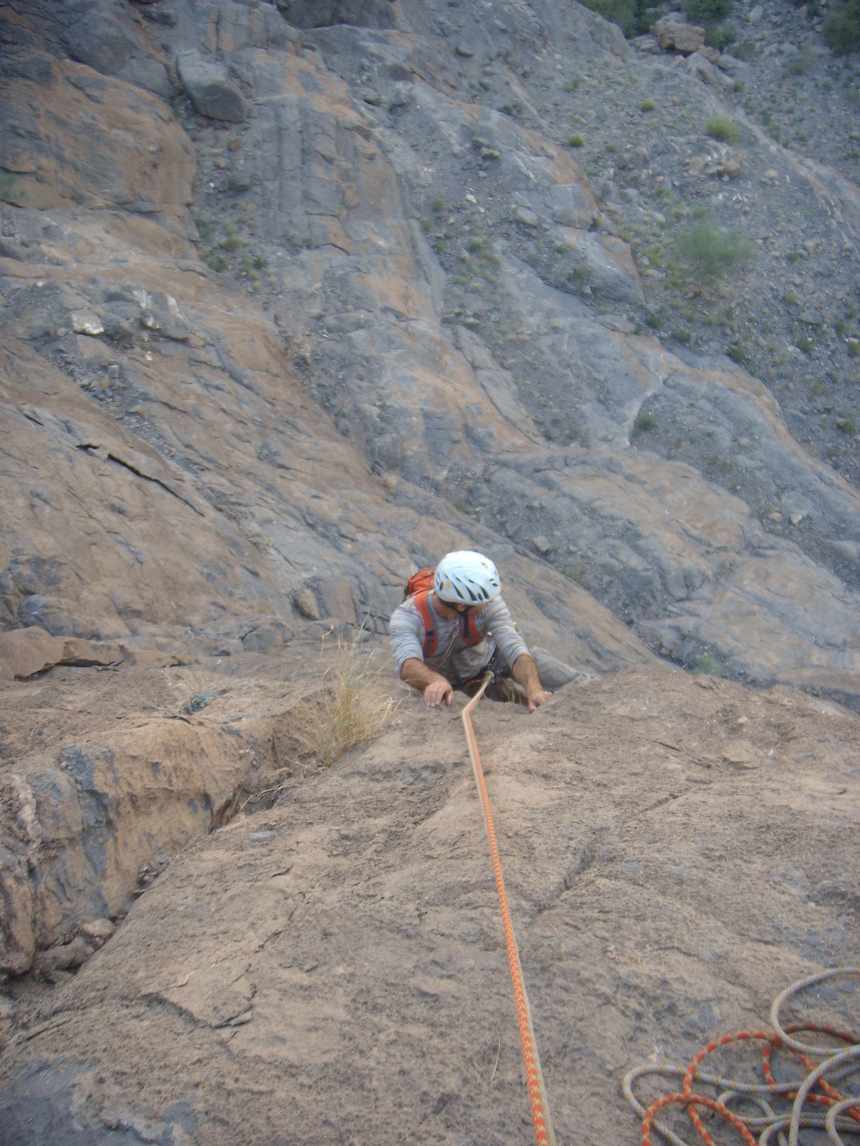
[623,967,860,1146]
[462,673,557,1146]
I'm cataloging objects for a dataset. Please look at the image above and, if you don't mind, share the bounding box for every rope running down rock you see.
[461,673,557,1146]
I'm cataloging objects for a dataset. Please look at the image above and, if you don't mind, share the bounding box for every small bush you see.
[420,217,432,232]
[675,221,754,286]
[729,345,746,363]
[706,22,737,50]
[252,254,268,270]
[568,133,585,148]
[575,0,649,37]
[693,652,722,676]
[646,313,662,329]
[563,79,580,92]
[837,417,856,434]
[633,411,655,434]
[221,234,241,250]
[208,255,227,272]
[848,340,860,359]
[431,197,445,212]
[730,40,756,60]
[687,0,733,21]
[823,0,860,55]
[796,335,813,353]
[673,328,692,344]
[639,98,657,112]
[563,560,588,584]
[706,115,740,143]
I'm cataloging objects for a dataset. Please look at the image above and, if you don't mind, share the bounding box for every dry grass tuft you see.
[296,635,397,769]
[168,668,227,716]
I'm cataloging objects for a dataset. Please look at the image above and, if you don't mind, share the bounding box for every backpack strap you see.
[461,611,479,646]
[413,589,437,657]
[413,590,483,660]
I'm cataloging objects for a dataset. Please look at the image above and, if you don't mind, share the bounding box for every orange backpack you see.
[404,568,481,657]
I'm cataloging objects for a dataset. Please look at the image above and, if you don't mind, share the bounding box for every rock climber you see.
[389,550,552,712]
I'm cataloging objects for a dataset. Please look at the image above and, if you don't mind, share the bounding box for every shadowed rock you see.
[176,49,249,122]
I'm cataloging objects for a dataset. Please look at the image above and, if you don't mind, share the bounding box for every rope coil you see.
[623,967,860,1146]
[461,673,557,1146]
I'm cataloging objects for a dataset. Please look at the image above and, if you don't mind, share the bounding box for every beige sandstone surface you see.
[0,0,859,1139]
[1,666,858,1143]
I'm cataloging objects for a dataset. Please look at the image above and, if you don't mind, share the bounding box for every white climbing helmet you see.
[434,551,501,604]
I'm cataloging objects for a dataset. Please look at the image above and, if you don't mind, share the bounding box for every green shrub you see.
[575,0,650,37]
[729,344,746,363]
[823,0,860,55]
[221,234,241,251]
[729,40,757,60]
[208,255,226,272]
[639,98,657,112]
[687,0,733,22]
[431,197,445,212]
[633,411,655,433]
[705,23,737,50]
[848,340,860,358]
[673,328,692,344]
[563,79,580,92]
[252,254,268,270]
[646,313,662,329]
[563,560,588,584]
[837,417,856,434]
[420,217,432,232]
[0,172,21,202]
[675,221,754,286]
[796,335,813,353]
[568,133,585,148]
[706,115,740,143]
[693,652,722,676]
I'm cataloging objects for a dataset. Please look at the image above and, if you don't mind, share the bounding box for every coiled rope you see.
[462,673,557,1146]
[623,967,860,1146]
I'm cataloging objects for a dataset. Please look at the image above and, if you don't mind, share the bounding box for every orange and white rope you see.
[462,674,557,1146]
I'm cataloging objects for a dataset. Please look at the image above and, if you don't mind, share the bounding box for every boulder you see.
[175,50,249,123]
[652,17,705,54]
[0,627,65,680]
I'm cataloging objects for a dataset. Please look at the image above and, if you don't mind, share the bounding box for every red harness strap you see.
[412,589,481,658]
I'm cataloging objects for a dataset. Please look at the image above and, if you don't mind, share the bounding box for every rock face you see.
[176,49,249,122]
[0,668,857,1140]
[0,0,859,985]
[276,0,397,28]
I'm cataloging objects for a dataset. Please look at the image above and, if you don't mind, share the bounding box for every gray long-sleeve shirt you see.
[389,593,529,683]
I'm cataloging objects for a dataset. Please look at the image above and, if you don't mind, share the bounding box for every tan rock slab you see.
[0,627,65,680]
[652,17,706,54]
